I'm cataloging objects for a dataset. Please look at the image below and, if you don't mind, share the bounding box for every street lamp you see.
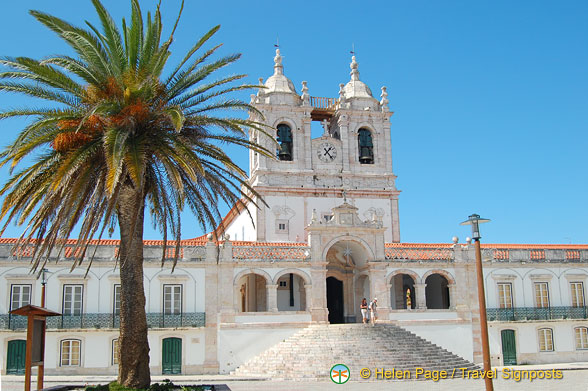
[40,268,49,307]
[461,214,493,391]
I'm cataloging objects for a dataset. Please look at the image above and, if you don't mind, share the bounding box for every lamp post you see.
[39,267,49,390]
[461,214,493,391]
[40,268,49,307]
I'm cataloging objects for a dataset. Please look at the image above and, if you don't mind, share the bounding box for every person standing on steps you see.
[360,298,369,324]
[369,298,378,325]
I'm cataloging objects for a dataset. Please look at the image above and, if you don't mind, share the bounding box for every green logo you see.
[330,363,350,384]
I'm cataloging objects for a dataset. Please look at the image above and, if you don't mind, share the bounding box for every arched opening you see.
[390,274,415,309]
[276,273,307,311]
[236,273,268,312]
[358,128,374,164]
[276,123,293,161]
[325,238,372,323]
[326,276,344,324]
[425,274,450,309]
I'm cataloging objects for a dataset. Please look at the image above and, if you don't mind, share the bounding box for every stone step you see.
[233,323,479,379]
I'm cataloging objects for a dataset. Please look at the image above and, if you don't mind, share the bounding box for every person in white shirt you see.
[369,298,378,324]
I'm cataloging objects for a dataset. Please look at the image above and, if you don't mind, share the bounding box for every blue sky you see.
[0,1,587,244]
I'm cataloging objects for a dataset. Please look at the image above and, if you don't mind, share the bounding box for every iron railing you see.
[0,312,205,330]
[487,306,588,321]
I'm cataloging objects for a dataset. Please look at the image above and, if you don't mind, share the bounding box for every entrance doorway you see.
[6,340,26,374]
[501,329,517,365]
[326,277,344,324]
[162,337,182,374]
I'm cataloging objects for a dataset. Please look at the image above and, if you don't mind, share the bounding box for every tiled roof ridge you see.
[0,237,208,246]
[231,241,309,247]
[2,238,585,249]
[385,242,588,249]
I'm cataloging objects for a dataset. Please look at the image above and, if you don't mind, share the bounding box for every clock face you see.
[317,142,337,162]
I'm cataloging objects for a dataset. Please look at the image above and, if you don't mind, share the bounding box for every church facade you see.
[0,51,587,376]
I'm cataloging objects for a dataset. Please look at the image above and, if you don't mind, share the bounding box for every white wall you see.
[218,327,304,373]
[403,323,474,362]
[261,195,394,243]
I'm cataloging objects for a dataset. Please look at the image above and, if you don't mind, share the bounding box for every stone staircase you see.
[233,323,478,380]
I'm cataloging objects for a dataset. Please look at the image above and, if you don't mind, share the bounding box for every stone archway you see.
[234,271,269,312]
[389,272,416,310]
[425,273,450,309]
[324,238,372,323]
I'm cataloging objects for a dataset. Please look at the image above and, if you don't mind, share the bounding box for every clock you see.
[317,142,337,162]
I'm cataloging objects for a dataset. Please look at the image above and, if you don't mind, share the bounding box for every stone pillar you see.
[203,239,219,373]
[266,284,278,312]
[218,240,235,322]
[390,196,401,243]
[304,284,312,311]
[337,115,350,172]
[415,283,427,310]
[344,272,355,322]
[386,283,394,310]
[369,265,390,321]
[448,284,457,310]
[310,265,328,322]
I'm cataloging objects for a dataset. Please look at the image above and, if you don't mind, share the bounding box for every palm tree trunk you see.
[117,180,151,388]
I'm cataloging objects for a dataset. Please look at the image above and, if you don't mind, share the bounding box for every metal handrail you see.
[487,306,588,321]
[1,312,205,330]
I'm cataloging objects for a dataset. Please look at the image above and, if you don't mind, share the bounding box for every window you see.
[575,327,588,350]
[276,124,293,161]
[534,282,549,308]
[113,285,121,315]
[63,285,83,315]
[163,285,182,315]
[571,282,585,307]
[112,339,119,365]
[60,339,81,366]
[321,213,333,223]
[276,219,289,234]
[358,128,374,164]
[497,283,513,309]
[538,328,554,352]
[10,285,31,310]
[279,280,287,287]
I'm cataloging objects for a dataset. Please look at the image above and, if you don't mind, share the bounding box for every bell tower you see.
[226,51,400,244]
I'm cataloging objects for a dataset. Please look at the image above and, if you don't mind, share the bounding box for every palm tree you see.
[0,0,269,387]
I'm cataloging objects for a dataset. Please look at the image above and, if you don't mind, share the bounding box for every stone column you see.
[338,115,350,172]
[369,265,390,321]
[310,264,328,322]
[266,284,278,312]
[344,272,355,322]
[415,283,427,310]
[304,284,312,311]
[203,239,219,373]
[218,239,235,323]
[448,284,457,310]
[386,283,394,310]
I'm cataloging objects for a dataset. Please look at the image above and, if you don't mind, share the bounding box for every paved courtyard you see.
[2,367,588,391]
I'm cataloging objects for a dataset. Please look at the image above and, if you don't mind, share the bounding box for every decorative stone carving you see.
[380,86,389,112]
[272,205,296,219]
[301,81,310,106]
